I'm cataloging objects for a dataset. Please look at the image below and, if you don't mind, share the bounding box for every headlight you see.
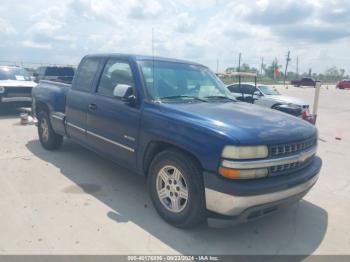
[222,145,268,159]
[0,86,5,94]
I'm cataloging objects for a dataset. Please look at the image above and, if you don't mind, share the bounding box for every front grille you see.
[270,162,300,173]
[4,87,32,97]
[269,156,314,176]
[269,136,317,157]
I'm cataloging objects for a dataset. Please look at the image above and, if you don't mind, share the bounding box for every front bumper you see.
[0,97,32,103]
[207,189,311,228]
[204,156,321,225]
[0,96,32,107]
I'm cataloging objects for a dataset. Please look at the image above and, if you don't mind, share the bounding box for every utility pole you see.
[238,52,241,72]
[283,51,291,86]
[296,56,299,76]
[260,57,264,77]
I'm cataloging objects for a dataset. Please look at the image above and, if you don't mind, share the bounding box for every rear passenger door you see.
[86,58,140,167]
[65,57,103,144]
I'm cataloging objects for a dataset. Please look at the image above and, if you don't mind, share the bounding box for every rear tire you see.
[37,110,63,150]
[147,149,206,228]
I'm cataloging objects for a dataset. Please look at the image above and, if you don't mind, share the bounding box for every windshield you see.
[0,67,32,81]
[258,85,280,95]
[139,60,234,102]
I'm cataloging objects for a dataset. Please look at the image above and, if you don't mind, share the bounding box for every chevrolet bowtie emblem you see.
[298,152,309,162]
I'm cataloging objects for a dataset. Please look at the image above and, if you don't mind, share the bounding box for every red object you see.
[301,107,316,125]
[336,80,350,89]
[274,68,280,77]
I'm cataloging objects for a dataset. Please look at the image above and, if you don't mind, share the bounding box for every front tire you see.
[147,149,206,228]
[37,110,63,150]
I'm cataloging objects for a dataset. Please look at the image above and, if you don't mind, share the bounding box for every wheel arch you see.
[142,140,203,177]
[34,100,50,117]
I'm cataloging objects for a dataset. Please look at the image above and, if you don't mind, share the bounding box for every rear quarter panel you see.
[32,81,70,113]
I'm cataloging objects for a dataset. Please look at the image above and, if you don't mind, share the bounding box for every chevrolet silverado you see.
[32,54,322,228]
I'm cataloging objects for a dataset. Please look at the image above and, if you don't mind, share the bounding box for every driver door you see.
[86,58,140,167]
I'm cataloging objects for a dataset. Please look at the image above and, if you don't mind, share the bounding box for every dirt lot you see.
[0,85,349,255]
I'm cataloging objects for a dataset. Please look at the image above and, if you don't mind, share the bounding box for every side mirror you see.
[113,84,136,105]
[253,91,262,97]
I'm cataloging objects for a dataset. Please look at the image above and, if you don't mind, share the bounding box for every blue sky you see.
[0,0,350,74]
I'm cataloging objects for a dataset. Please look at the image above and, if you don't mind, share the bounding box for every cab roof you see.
[0,65,21,69]
[84,53,204,67]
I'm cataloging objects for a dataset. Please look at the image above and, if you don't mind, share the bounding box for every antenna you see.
[152,27,155,58]
[152,28,155,100]
[216,56,219,73]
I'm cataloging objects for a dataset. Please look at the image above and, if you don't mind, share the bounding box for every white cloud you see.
[0,0,350,74]
[0,18,15,34]
[175,13,196,33]
[22,40,52,49]
[128,0,164,19]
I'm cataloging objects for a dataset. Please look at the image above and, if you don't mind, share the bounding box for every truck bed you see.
[32,80,71,114]
[32,80,71,136]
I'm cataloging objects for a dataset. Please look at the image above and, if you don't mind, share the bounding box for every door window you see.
[241,84,255,95]
[227,84,242,93]
[97,59,134,98]
[74,58,101,92]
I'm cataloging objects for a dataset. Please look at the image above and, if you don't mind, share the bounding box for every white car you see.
[227,83,312,120]
[0,66,37,107]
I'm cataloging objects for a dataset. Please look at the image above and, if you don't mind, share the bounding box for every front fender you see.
[137,105,230,173]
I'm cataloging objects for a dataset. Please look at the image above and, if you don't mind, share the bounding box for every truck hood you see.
[160,101,316,145]
[266,95,308,107]
[0,80,37,88]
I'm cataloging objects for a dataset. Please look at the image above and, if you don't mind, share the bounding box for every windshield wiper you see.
[159,95,207,102]
[204,95,236,102]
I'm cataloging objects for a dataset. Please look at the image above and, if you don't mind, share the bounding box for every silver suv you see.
[227,83,312,122]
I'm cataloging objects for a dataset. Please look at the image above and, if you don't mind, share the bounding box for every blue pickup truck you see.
[32,54,322,228]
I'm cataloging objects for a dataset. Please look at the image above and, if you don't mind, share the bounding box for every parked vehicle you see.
[336,79,350,89]
[32,54,322,228]
[227,83,314,123]
[291,77,316,87]
[34,66,75,84]
[0,65,37,107]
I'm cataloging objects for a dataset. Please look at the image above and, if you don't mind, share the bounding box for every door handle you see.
[88,103,97,111]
